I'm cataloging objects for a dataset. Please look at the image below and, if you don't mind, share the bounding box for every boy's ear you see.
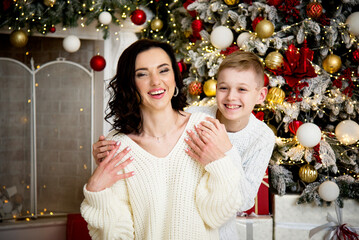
[256,87,268,104]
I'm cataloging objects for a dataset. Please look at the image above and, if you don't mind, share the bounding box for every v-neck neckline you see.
[123,114,194,159]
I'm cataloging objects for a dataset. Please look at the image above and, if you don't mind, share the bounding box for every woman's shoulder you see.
[188,111,213,124]
[105,129,125,141]
[185,104,217,118]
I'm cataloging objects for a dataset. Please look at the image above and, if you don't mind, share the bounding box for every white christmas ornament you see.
[318,181,340,202]
[63,35,81,53]
[296,123,321,147]
[210,26,234,50]
[346,12,359,36]
[335,120,359,145]
[99,11,112,25]
[236,32,251,48]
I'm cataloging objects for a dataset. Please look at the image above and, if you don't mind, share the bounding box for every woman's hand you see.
[185,117,232,166]
[92,135,117,165]
[86,142,134,192]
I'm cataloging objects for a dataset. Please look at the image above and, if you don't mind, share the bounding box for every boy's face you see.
[216,68,267,125]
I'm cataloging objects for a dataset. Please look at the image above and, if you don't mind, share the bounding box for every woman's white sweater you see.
[81,112,244,240]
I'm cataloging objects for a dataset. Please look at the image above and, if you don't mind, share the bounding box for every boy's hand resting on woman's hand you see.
[86,142,134,192]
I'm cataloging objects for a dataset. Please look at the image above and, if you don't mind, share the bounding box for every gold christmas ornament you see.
[265,51,284,70]
[255,19,275,39]
[322,54,342,74]
[224,0,240,6]
[151,17,164,31]
[203,79,217,97]
[43,0,56,7]
[266,87,285,105]
[299,164,318,183]
[10,30,28,48]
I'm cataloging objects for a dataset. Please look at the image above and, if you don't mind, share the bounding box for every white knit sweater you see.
[186,105,275,240]
[81,112,244,240]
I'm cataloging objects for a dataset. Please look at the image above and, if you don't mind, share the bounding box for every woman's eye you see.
[136,72,147,78]
[160,68,170,73]
[219,87,227,90]
[239,88,247,91]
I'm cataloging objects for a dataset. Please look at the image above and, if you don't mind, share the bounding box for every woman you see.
[81,39,243,240]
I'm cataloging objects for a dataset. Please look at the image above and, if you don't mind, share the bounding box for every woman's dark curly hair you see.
[105,39,188,134]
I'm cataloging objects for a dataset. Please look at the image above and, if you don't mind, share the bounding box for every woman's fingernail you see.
[116,141,121,146]
[125,146,131,151]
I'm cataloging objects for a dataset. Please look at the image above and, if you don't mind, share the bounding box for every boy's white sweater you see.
[186,105,276,240]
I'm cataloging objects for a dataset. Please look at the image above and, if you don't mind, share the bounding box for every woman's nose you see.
[150,72,161,86]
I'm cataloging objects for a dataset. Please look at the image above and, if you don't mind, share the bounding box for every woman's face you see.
[134,47,176,111]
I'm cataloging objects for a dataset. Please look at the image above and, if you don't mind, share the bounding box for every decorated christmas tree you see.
[178,0,359,207]
[1,0,359,207]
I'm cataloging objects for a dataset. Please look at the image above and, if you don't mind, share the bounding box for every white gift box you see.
[236,215,273,240]
[273,194,359,240]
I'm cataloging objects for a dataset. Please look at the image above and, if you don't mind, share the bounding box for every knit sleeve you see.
[234,133,275,212]
[80,179,134,240]
[195,155,243,229]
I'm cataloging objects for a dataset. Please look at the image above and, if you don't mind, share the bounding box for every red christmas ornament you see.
[49,26,56,33]
[306,1,323,19]
[252,16,264,31]
[188,81,203,95]
[130,9,147,25]
[191,18,203,39]
[264,74,269,86]
[352,49,359,64]
[90,55,106,72]
[177,60,187,73]
[267,0,284,7]
[289,120,303,135]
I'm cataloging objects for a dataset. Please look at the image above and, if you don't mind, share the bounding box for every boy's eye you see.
[239,88,247,91]
[219,87,228,90]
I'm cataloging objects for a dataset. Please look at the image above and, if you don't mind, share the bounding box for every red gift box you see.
[244,168,270,215]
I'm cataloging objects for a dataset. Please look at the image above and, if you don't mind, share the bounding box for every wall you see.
[0,34,104,218]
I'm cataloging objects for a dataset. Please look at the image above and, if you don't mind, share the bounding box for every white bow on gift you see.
[309,203,359,240]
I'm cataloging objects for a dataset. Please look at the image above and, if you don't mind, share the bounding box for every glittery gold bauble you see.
[43,0,56,7]
[265,51,284,70]
[322,54,342,74]
[266,87,285,104]
[151,17,164,31]
[299,164,318,183]
[203,79,217,97]
[10,30,28,48]
[255,19,274,39]
[188,81,203,95]
[224,0,240,6]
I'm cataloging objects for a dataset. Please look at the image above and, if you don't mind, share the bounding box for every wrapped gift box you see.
[273,194,359,240]
[236,215,273,240]
[244,168,270,215]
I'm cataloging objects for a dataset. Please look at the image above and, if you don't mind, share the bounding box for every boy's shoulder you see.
[247,114,276,142]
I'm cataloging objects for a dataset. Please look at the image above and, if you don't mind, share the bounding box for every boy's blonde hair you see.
[218,51,265,88]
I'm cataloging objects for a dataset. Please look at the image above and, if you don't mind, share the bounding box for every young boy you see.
[92,51,275,240]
